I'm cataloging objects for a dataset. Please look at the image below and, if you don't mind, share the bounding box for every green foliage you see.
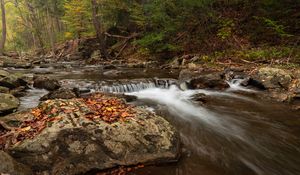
[131,0,215,54]
[217,19,235,40]
[135,32,179,53]
[97,0,133,30]
[62,0,94,38]
[2,0,300,64]
[256,17,293,38]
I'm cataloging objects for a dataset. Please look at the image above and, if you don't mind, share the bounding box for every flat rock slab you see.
[1,94,180,175]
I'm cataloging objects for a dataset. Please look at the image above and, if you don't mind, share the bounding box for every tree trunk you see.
[91,0,110,59]
[0,0,6,55]
[25,0,45,54]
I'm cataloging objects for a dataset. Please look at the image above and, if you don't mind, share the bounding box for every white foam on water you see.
[227,78,257,93]
[127,86,247,140]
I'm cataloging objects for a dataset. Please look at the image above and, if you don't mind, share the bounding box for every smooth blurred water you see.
[18,88,48,111]
[127,86,300,175]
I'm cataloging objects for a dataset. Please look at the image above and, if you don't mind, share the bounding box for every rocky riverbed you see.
[1,57,300,175]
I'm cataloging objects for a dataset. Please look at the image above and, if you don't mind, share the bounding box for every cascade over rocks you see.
[224,68,266,90]
[1,94,180,175]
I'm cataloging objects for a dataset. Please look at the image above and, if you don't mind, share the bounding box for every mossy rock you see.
[0,93,19,115]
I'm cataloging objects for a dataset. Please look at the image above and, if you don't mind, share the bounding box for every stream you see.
[7,62,300,175]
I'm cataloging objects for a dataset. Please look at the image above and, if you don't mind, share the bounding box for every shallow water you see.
[13,64,300,175]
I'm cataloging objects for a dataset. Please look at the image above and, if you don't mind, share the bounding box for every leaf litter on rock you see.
[0,93,136,150]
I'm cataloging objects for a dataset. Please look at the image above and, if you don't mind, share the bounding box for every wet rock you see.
[40,88,78,101]
[288,79,300,102]
[7,98,180,175]
[223,67,246,81]
[154,78,177,88]
[0,70,28,89]
[103,65,117,70]
[256,67,292,90]
[33,76,61,91]
[0,93,19,116]
[75,88,91,94]
[0,151,32,175]
[268,91,290,102]
[10,86,27,97]
[189,73,229,90]
[191,93,210,104]
[228,76,266,90]
[244,78,266,90]
[113,94,138,102]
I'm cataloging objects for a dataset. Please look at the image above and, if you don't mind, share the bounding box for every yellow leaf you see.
[20,126,31,132]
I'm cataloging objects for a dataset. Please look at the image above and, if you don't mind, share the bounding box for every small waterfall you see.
[98,78,177,93]
[60,78,177,94]
[227,78,256,92]
[99,81,156,93]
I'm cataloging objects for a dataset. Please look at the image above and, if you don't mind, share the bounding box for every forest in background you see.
[1,0,300,64]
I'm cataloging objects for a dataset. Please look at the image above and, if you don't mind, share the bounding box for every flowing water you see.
[127,86,300,175]
[10,63,300,175]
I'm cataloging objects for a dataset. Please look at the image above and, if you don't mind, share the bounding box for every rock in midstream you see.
[1,96,180,175]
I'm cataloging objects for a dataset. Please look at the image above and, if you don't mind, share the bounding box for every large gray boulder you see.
[0,93,19,115]
[3,95,180,175]
[0,151,32,175]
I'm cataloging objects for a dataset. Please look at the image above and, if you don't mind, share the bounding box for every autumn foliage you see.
[0,93,135,150]
[84,93,134,123]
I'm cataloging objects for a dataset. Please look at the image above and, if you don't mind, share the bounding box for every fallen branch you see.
[107,32,140,59]
[241,59,256,64]
[115,42,129,59]
[105,32,140,40]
